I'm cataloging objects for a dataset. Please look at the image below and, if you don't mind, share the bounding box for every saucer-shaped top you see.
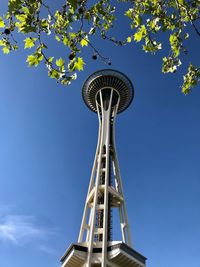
[82,69,134,113]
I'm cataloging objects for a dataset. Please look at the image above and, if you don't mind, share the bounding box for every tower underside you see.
[61,243,146,267]
[61,70,146,267]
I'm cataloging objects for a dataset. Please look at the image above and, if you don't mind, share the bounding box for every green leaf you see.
[125,9,133,19]
[16,14,27,22]
[127,37,132,43]
[142,38,162,54]
[134,25,147,42]
[149,18,160,32]
[22,6,29,14]
[15,16,37,33]
[134,15,142,27]
[49,69,60,79]
[74,57,85,71]
[26,53,44,67]
[26,55,37,66]
[13,45,18,50]
[48,57,54,63]
[182,64,200,94]
[63,36,69,46]
[169,32,181,57]
[68,0,78,12]
[0,40,6,46]
[55,36,60,42]
[24,37,37,49]
[177,0,184,4]
[80,37,88,47]
[162,56,181,73]
[61,77,72,85]
[56,57,65,67]
[2,47,10,54]
[41,19,48,28]
[8,0,23,13]
[0,17,5,28]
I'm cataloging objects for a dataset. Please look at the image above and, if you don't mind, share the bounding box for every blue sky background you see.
[0,1,200,267]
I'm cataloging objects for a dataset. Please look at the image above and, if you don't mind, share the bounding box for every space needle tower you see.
[61,70,146,267]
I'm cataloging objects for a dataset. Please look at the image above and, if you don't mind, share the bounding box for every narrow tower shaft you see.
[78,87,132,266]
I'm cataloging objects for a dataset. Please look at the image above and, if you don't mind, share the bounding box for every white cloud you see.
[0,215,52,245]
[0,203,59,251]
[0,204,59,255]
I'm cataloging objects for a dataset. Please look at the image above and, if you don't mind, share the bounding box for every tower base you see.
[61,242,146,267]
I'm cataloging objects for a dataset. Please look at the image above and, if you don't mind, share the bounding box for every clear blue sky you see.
[0,2,200,267]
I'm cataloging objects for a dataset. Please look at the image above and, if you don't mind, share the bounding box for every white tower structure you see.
[61,70,146,267]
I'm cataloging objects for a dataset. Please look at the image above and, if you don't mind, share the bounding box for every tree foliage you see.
[0,0,200,93]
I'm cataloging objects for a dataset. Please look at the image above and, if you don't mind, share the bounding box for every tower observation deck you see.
[61,70,146,267]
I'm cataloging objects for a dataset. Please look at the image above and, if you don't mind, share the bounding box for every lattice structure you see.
[61,70,146,267]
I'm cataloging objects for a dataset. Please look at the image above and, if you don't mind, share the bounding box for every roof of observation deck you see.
[82,69,134,113]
